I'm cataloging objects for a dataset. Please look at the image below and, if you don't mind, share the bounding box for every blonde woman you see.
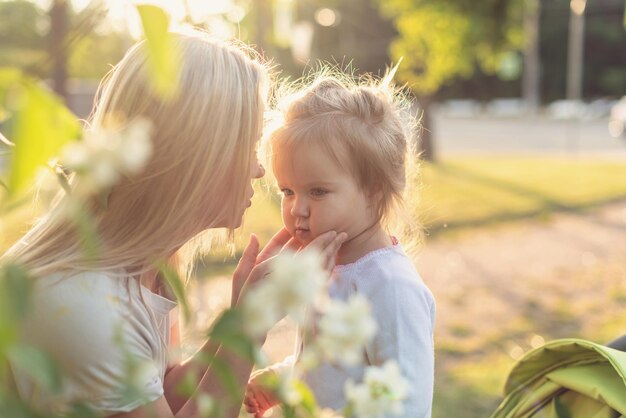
[3,32,346,418]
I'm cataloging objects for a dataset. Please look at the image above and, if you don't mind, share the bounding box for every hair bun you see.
[285,78,390,126]
[352,87,386,124]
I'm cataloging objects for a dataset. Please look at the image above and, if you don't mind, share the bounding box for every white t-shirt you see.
[10,270,177,415]
[271,244,436,418]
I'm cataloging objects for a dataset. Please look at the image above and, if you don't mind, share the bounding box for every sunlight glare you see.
[39,0,238,38]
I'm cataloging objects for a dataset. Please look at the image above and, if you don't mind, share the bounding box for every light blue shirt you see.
[272,244,436,418]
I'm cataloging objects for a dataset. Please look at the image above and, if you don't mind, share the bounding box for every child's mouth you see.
[295,228,310,239]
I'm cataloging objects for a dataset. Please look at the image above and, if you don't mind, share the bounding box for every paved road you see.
[432,113,626,157]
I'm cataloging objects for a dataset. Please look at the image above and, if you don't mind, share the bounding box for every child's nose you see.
[290,196,309,218]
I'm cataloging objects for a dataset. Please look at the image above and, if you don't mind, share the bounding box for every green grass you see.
[419,157,626,236]
[225,156,626,255]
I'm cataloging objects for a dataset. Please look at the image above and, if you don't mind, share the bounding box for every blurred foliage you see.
[376,0,524,96]
[539,0,626,102]
[0,0,47,50]
[136,5,180,98]
[438,0,626,101]
[0,0,130,81]
[0,69,81,197]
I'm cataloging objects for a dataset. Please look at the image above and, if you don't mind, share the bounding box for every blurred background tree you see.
[374,0,526,161]
[1,0,623,153]
[0,0,130,105]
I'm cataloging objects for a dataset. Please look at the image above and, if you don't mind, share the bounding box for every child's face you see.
[274,142,377,246]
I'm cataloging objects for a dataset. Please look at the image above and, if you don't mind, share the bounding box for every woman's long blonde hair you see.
[3,31,269,278]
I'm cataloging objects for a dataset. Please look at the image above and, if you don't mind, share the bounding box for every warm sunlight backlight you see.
[36,0,238,38]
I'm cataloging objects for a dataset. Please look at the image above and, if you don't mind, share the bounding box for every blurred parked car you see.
[609,96,626,138]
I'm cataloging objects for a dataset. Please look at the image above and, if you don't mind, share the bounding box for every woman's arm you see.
[161,231,287,415]
[110,343,254,418]
[123,229,345,418]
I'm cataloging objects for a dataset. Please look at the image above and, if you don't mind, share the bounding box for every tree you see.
[49,0,69,100]
[377,0,525,161]
[0,1,47,78]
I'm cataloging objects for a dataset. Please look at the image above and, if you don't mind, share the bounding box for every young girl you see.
[245,74,436,417]
[2,32,346,418]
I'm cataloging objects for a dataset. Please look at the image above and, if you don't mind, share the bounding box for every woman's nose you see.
[253,162,265,179]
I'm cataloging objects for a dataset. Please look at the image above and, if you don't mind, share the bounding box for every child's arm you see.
[364,278,436,418]
[244,356,295,417]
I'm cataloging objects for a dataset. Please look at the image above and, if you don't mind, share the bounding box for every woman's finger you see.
[319,232,348,271]
[280,237,302,254]
[231,234,260,306]
[305,230,338,253]
[257,228,292,264]
[235,234,260,276]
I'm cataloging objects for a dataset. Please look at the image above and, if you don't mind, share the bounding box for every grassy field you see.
[202,156,626,268]
[421,157,626,234]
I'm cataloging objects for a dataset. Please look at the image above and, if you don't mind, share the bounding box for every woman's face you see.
[219,145,265,229]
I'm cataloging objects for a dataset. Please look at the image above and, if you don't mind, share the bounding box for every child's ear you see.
[367,189,384,209]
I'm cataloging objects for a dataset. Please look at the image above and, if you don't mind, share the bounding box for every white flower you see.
[197,393,215,417]
[241,285,281,337]
[116,119,153,172]
[280,376,303,406]
[316,408,345,418]
[344,360,409,418]
[60,118,153,194]
[241,250,326,338]
[270,250,326,323]
[316,295,377,366]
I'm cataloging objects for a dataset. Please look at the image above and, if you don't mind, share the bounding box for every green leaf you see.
[293,380,317,415]
[174,370,197,398]
[209,356,240,401]
[283,406,297,418]
[7,345,62,393]
[4,78,81,195]
[208,309,256,362]
[136,5,180,99]
[0,68,22,91]
[0,392,40,418]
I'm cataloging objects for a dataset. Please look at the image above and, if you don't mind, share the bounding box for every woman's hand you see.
[231,228,347,308]
[231,228,294,307]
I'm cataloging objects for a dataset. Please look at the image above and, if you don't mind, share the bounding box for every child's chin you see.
[293,229,313,245]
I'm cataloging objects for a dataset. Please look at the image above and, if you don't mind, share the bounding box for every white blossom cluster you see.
[60,118,153,196]
[241,250,410,418]
[315,295,378,366]
[345,360,409,418]
[242,250,326,337]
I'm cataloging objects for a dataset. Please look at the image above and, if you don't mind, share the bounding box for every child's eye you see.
[310,188,328,197]
[280,188,294,197]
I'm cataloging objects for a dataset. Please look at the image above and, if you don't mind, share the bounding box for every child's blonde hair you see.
[4,31,269,278]
[264,68,422,250]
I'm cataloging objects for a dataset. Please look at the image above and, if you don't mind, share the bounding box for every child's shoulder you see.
[338,244,430,293]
